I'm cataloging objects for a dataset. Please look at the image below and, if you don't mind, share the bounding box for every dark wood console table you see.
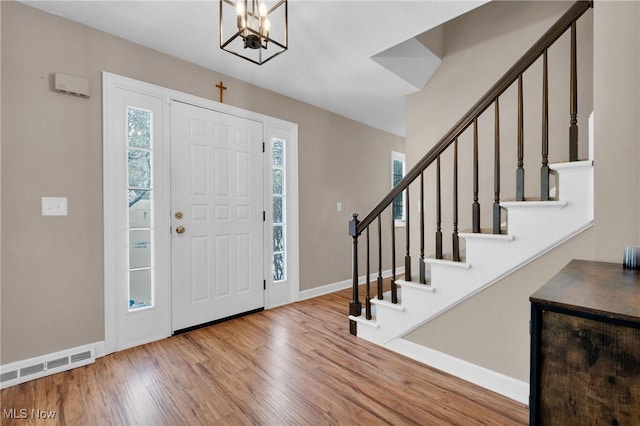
[529,260,640,425]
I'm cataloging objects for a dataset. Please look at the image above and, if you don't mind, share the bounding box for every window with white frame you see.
[391,151,406,225]
[127,107,154,310]
[272,138,287,282]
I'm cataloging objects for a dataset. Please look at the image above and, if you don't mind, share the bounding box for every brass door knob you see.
[176,225,186,234]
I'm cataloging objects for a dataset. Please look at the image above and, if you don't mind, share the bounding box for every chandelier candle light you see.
[220,0,288,65]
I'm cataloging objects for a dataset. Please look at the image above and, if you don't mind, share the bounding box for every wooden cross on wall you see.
[215,81,227,103]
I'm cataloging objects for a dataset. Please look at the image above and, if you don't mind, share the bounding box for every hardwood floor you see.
[1,287,528,425]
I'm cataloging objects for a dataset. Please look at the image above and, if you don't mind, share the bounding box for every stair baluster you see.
[473,118,480,233]
[436,156,443,259]
[516,74,525,201]
[365,226,371,320]
[541,49,550,201]
[453,138,460,261]
[494,99,502,234]
[405,188,411,280]
[420,171,426,283]
[391,206,398,304]
[377,216,383,300]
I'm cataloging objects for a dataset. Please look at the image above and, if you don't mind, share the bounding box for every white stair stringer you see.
[350,160,593,346]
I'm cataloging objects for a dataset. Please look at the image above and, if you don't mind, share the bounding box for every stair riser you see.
[429,267,477,289]
[506,203,589,240]
[553,167,593,218]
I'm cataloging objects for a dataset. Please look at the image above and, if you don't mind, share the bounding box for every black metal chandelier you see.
[220,0,288,65]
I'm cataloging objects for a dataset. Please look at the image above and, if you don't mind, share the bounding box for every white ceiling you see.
[22,0,486,136]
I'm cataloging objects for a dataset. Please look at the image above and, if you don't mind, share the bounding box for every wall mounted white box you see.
[53,72,90,98]
[42,197,67,216]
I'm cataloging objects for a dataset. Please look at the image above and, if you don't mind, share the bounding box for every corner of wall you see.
[592,0,640,261]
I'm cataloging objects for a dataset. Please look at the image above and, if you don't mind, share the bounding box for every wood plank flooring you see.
[1,287,528,425]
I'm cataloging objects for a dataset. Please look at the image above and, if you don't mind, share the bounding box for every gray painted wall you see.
[0,2,404,364]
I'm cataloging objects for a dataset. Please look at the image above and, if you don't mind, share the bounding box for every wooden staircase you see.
[351,160,593,345]
[347,1,594,348]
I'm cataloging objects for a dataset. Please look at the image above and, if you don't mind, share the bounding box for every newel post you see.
[349,213,361,335]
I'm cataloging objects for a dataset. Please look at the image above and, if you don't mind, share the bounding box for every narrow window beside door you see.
[127,107,154,310]
[272,139,286,282]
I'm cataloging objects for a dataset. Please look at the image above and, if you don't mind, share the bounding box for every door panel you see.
[171,101,264,332]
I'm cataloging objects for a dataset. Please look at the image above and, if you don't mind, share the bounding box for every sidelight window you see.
[127,107,154,310]
[272,138,286,282]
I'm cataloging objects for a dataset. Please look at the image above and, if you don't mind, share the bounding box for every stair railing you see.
[349,0,592,335]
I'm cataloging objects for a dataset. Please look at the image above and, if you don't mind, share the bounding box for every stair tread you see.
[502,196,558,202]
[458,231,515,242]
[459,228,507,235]
[550,159,593,170]
[426,254,467,263]
[501,199,568,208]
[396,278,432,285]
[396,279,437,293]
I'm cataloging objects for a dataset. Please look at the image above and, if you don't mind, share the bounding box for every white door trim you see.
[103,72,299,355]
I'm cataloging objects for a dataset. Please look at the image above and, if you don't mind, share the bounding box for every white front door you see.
[170,101,265,332]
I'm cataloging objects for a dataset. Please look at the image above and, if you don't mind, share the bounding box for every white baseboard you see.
[0,341,105,389]
[298,267,405,301]
[385,338,529,405]
[95,340,106,358]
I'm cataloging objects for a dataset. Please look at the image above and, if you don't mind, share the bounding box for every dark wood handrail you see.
[353,0,591,236]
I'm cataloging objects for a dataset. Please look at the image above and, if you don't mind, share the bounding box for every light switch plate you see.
[337,202,343,212]
[42,197,68,216]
